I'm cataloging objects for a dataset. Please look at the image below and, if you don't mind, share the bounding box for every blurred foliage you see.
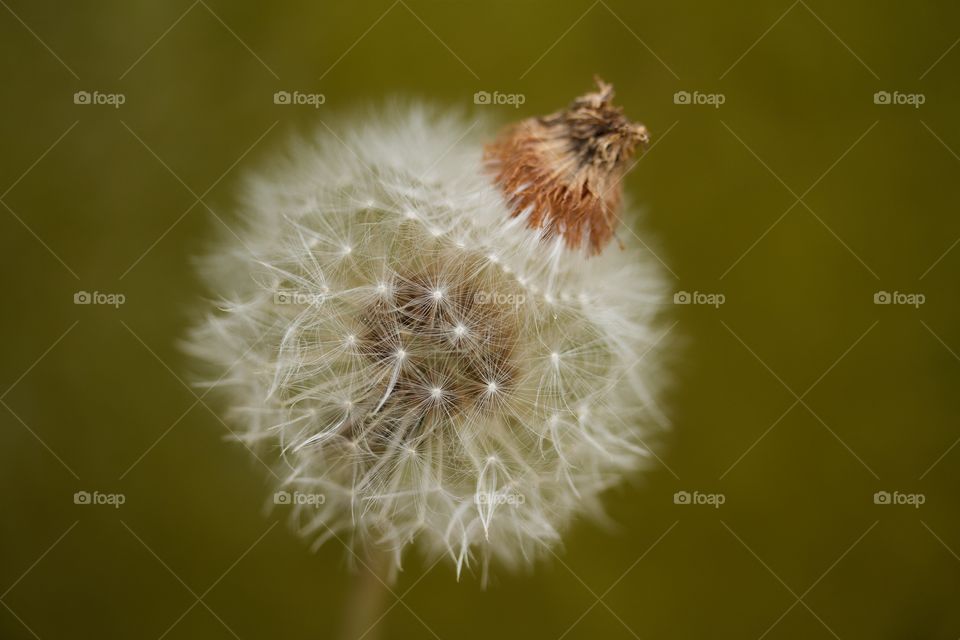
[1,1,959,638]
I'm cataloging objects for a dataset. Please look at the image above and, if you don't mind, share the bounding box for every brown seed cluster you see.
[485,78,649,255]
[356,261,520,435]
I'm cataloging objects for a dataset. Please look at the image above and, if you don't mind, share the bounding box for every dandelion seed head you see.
[186,100,670,579]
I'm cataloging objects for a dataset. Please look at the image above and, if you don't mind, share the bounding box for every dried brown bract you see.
[485,78,649,255]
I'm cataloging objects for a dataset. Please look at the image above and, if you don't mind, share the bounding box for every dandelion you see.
[187,79,670,597]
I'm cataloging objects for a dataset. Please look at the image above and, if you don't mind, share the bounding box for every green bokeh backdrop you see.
[2,1,959,638]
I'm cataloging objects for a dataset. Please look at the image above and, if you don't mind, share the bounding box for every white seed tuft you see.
[186,105,671,579]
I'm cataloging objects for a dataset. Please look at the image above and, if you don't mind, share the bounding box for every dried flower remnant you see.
[187,81,669,585]
[485,78,649,255]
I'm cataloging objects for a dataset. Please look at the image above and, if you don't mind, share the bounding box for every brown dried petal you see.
[485,78,649,255]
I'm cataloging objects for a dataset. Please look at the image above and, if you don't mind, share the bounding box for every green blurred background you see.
[2,1,959,638]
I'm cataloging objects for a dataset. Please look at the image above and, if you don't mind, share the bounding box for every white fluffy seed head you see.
[186,104,670,581]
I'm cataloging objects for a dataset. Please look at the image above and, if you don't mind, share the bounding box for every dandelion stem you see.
[340,549,391,640]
